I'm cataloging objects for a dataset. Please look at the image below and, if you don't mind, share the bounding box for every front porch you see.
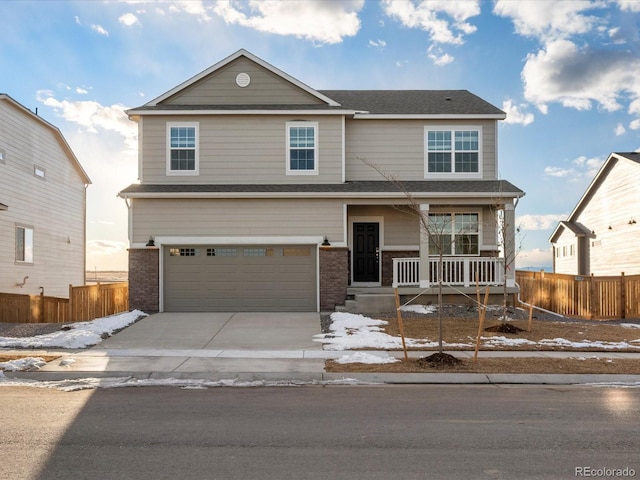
[336,256,515,314]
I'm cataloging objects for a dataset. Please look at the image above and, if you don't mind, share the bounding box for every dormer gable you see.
[144,49,340,108]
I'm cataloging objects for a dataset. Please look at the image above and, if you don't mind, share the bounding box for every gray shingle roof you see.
[120,180,523,196]
[129,90,504,116]
[615,152,640,164]
[319,90,505,115]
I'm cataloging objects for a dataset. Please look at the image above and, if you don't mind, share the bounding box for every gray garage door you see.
[163,245,317,312]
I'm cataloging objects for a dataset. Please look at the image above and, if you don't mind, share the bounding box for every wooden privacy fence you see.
[0,282,128,324]
[516,271,640,320]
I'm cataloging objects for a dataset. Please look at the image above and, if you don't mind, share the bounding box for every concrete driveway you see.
[94,312,323,351]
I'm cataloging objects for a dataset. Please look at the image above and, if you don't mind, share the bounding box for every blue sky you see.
[2,0,640,271]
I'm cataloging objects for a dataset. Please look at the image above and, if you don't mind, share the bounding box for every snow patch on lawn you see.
[0,310,147,349]
[0,357,47,372]
[400,304,437,314]
[334,352,399,364]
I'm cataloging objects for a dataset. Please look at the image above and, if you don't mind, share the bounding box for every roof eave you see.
[126,108,359,116]
[353,113,506,120]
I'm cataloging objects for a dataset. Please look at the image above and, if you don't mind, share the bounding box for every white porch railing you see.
[392,257,505,288]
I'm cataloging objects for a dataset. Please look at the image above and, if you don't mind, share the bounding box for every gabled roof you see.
[0,94,91,185]
[549,151,640,243]
[142,49,340,108]
[119,180,524,199]
[128,49,504,118]
[549,221,592,243]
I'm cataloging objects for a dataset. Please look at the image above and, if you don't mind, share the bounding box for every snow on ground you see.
[0,310,147,350]
[400,304,437,315]
[334,352,399,364]
[0,376,372,391]
[314,312,640,352]
[0,357,47,372]
[621,323,640,329]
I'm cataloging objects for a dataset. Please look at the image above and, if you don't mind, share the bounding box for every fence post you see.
[39,289,45,323]
[620,272,626,320]
[589,274,596,320]
[68,284,73,322]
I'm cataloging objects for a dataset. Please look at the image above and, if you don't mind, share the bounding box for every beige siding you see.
[161,57,324,106]
[141,115,343,184]
[553,228,580,275]
[0,101,86,298]
[574,158,640,276]
[131,198,345,244]
[345,119,497,181]
[348,205,419,246]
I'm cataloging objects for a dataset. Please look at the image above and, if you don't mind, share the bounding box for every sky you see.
[2,0,640,271]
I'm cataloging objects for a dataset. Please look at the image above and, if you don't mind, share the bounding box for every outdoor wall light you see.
[146,236,155,247]
[608,226,613,230]
[322,236,331,246]
[629,218,637,225]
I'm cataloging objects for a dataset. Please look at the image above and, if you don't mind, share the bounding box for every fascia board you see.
[126,109,357,116]
[119,191,524,200]
[144,49,341,107]
[353,113,506,120]
[564,153,618,222]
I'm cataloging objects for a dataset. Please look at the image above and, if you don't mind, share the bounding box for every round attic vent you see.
[236,73,251,88]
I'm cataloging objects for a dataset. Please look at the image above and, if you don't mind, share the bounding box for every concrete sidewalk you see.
[3,311,640,385]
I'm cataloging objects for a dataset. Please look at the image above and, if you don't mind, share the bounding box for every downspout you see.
[83,183,88,285]
[514,281,566,318]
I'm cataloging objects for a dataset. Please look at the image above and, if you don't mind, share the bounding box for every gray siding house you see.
[120,49,524,313]
[550,152,640,276]
[0,94,91,298]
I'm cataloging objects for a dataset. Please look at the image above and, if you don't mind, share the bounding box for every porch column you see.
[419,203,430,288]
[504,202,516,287]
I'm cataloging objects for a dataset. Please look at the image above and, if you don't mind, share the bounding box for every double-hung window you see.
[286,121,318,175]
[427,213,479,256]
[167,123,199,175]
[16,225,34,263]
[426,127,481,177]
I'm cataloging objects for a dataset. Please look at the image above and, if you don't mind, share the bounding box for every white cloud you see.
[91,24,109,36]
[76,87,89,95]
[544,155,604,180]
[87,240,128,256]
[522,39,640,114]
[74,16,81,25]
[212,0,364,45]
[630,119,640,130]
[517,214,566,231]
[168,0,212,21]
[382,0,480,45]
[35,90,137,152]
[427,44,453,66]
[369,39,386,49]
[615,123,626,136]
[493,0,601,42]
[617,0,640,12]
[502,99,535,126]
[119,13,141,27]
[515,248,552,268]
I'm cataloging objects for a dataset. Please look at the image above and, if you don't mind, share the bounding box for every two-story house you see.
[0,93,91,298]
[119,49,524,313]
[550,151,640,276]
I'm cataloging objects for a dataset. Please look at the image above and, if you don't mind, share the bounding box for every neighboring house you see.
[119,49,524,313]
[550,152,640,276]
[0,94,91,298]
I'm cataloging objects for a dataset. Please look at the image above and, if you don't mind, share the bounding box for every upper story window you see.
[286,121,318,175]
[16,225,34,264]
[427,213,479,256]
[0,148,6,164]
[167,123,199,176]
[425,127,481,177]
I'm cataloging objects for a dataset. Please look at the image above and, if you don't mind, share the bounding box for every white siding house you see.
[0,94,91,298]
[550,152,640,276]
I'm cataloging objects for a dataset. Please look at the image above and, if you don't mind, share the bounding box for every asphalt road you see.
[1,385,638,480]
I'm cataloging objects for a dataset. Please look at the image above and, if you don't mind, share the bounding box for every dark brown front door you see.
[353,223,379,283]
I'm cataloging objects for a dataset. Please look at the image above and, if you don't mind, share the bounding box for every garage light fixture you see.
[146,236,155,247]
[322,236,330,246]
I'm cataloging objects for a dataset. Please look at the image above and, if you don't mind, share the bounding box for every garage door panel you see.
[164,245,316,312]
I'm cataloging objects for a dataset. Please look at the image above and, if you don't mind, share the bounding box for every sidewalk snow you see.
[0,310,147,349]
[0,357,47,372]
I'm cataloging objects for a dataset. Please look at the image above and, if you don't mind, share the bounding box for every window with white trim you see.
[425,128,481,176]
[427,213,479,255]
[16,225,34,263]
[286,121,318,175]
[167,123,199,175]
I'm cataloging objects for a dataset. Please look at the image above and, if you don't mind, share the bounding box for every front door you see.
[353,223,380,283]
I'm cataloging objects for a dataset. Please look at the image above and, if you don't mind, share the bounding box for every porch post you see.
[504,202,516,288]
[419,203,430,288]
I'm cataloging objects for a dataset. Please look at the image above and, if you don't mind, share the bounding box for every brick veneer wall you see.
[319,246,348,311]
[381,250,419,286]
[129,248,159,313]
